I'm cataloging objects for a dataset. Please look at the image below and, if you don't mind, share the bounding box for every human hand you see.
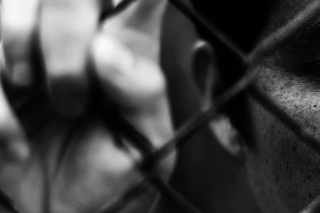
[0,0,175,213]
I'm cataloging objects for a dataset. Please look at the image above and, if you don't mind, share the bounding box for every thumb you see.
[90,34,172,148]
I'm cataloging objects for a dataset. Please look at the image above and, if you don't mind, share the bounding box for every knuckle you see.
[91,34,135,77]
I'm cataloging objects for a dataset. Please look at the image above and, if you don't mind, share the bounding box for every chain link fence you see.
[1,0,320,213]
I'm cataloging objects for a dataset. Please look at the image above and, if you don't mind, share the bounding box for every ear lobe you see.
[191,40,243,157]
[209,116,244,157]
[191,40,221,107]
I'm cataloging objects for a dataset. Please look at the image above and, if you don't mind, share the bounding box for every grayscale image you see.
[0,0,318,213]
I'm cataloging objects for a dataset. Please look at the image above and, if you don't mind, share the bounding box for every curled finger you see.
[39,0,103,115]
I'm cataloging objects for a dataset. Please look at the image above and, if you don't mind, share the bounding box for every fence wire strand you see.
[167,0,247,61]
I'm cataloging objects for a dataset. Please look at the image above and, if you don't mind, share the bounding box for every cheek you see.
[245,68,320,213]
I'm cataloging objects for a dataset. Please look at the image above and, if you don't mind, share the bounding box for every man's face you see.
[243,1,320,213]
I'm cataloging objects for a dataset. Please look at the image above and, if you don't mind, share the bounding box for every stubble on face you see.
[244,1,320,213]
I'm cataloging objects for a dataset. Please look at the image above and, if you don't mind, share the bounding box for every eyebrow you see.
[281,13,320,54]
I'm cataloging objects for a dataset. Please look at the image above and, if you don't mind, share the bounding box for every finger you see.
[90,34,172,148]
[94,0,167,108]
[91,34,166,111]
[1,0,41,87]
[39,0,102,115]
[90,36,176,185]
[100,0,166,62]
[92,0,172,148]
[0,83,29,161]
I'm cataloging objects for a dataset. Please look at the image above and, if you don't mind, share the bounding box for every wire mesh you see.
[2,0,320,213]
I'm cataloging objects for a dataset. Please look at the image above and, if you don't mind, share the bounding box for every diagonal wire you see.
[167,0,247,61]
[55,1,320,213]
[141,171,204,213]
[250,86,320,213]
[112,1,320,211]
[97,63,254,213]
[96,99,206,213]
[171,0,320,211]
[249,85,320,156]
[167,0,320,68]
[247,0,320,66]
[242,0,320,159]
[113,117,204,213]
[95,165,204,213]
[100,0,138,21]
[140,68,257,171]
[166,0,320,160]
[111,0,138,17]
[120,119,204,213]
[95,180,150,213]
[94,68,254,213]
[117,116,157,156]
[162,0,320,159]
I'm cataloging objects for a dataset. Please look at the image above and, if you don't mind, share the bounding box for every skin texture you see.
[193,0,320,212]
[245,63,320,213]
[239,0,320,212]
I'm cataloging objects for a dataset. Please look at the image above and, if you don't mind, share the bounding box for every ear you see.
[191,40,222,106]
[191,40,243,157]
